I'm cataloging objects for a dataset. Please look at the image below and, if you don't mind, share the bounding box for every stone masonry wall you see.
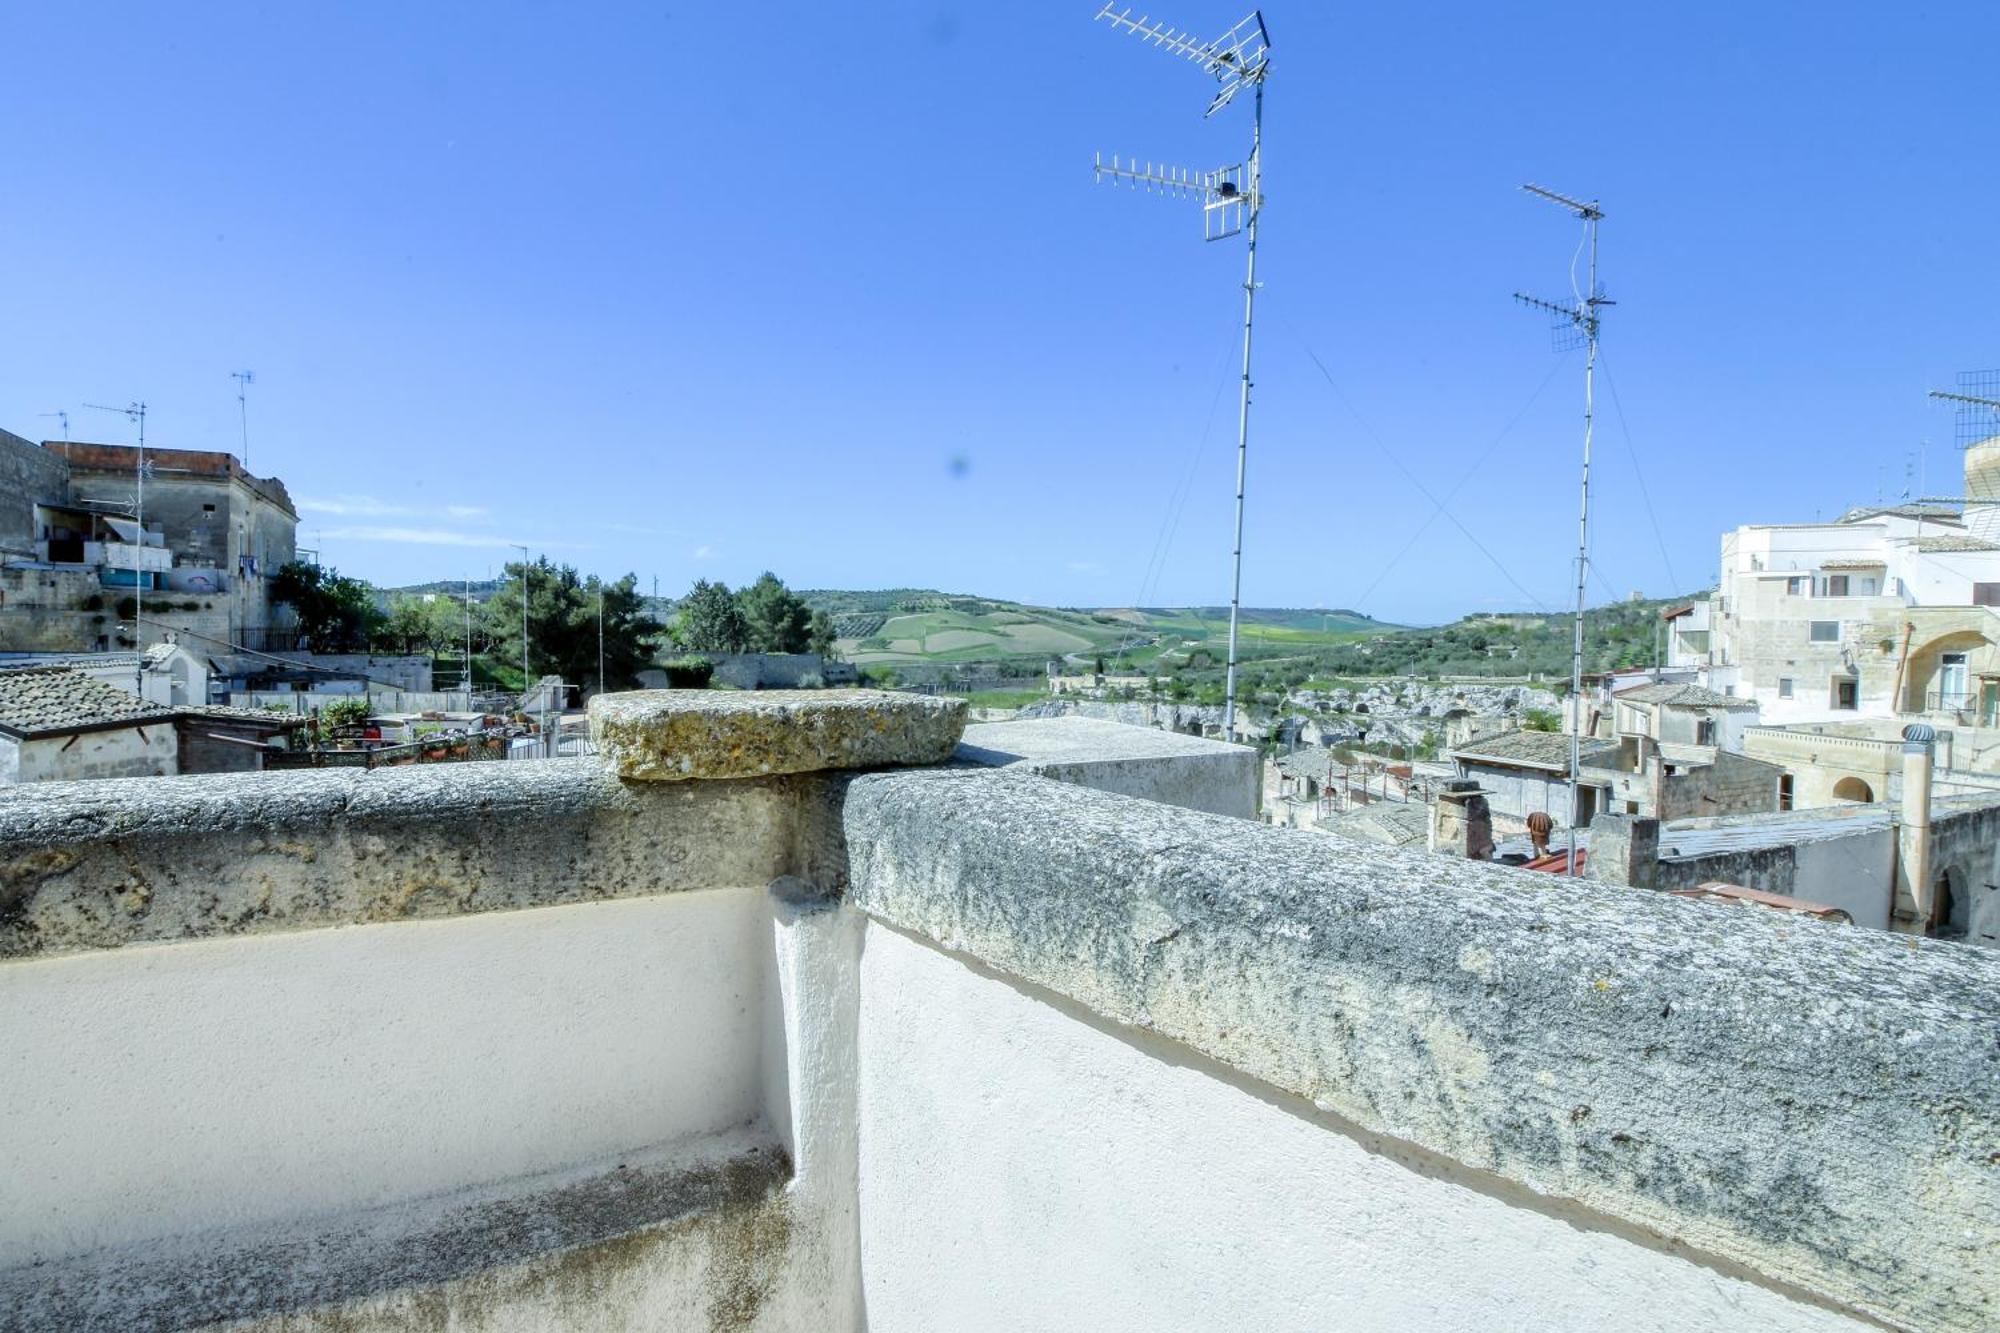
[0,429,68,560]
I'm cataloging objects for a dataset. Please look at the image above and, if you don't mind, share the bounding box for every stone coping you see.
[843,766,2000,1333]
[0,1128,789,1330]
[0,761,837,960]
[589,689,966,782]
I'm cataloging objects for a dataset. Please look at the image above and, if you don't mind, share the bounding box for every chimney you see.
[1429,780,1493,860]
[1895,723,1935,929]
[1586,814,1660,888]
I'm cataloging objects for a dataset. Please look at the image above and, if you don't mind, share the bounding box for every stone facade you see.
[0,438,297,652]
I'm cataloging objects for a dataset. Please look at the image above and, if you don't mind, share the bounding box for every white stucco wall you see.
[0,892,771,1268]
[854,924,1872,1333]
[1793,830,1896,929]
[11,723,176,783]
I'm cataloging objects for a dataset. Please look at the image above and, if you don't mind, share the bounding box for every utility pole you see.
[464,576,474,707]
[511,543,531,702]
[1092,4,1270,742]
[1514,184,1612,875]
[83,401,150,669]
[231,371,255,469]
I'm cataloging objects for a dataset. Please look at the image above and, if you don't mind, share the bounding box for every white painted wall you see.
[0,892,771,1268]
[855,923,1872,1333]
[10,723,176,784]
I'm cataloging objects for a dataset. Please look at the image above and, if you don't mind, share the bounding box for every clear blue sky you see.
[3,2,1994,624]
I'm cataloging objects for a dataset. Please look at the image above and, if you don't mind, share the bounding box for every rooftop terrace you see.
[1,691,1994,1331]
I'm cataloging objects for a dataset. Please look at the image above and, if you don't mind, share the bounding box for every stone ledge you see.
[842,766,2000,1333]
[590,689,966,782]
[0,762,836,960]
[0,1128,790,1330]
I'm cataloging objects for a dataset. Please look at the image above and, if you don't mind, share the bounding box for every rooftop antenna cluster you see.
[1513,184,1612,875]
[1092,4,1269,742]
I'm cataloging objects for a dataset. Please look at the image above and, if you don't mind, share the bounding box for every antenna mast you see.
[1093,4,1270,742]
[38,410,70,462]
[82,401,151,663]
[1514,184,1611,875]
[231,371,256,470]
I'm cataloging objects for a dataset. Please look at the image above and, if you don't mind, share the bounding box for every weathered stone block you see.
[590,689,966,782]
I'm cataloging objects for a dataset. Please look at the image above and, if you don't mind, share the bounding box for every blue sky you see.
[2,2,1995,624]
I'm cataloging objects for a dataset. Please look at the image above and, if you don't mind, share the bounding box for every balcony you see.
[0,691,1994,1331]
[1927,689,2000,727]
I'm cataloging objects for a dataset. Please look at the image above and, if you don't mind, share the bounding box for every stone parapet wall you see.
[1,691,1994,1331]
[844,766,2000,1332]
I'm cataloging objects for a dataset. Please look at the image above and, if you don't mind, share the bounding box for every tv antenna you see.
[1929,371,2000,450]
[38,410,69,461]
[1513,184,1611,874]
[231,371,256,469]
[82,400,151,655]
[1092,4,1270,742]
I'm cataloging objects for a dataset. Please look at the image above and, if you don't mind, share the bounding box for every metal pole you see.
[597,586,605,697]
[464,577,473,708]
[1568,216,1599,876]
[1222,80,1261,744]
[136,404,147,666]
[512,544,530,701]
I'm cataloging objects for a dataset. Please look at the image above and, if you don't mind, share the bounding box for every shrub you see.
[662,655,715,689]
[321,696,371,728]
[79,594,104,611]
[796,671,825,689]
[1523,708,1561,733]
[116,596,137,619]
[179,601,201,612]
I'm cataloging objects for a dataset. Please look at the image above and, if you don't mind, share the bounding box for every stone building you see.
[0,667,302,782]
[1703,436,2000,772]
[0,693,1991,1330]
[0,429,297,652]
[1451,726,1780,833]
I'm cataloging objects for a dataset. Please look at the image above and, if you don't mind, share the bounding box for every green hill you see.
[796,589,1398,669]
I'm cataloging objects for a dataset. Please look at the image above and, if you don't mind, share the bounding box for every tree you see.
[808,610,838,659]
[675,579,750,653]
[737,572,813,654]
[484,559,664,692]
[271,561,382,651]
[382,594,465,655]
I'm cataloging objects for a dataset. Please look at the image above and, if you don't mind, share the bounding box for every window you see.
[1809,621,1839,643]
[1823,574,1849,596]
[1778,774,1794,811]
[1834,679,1859,710]
[1778,677,1794,699]
[1696,718,1717,745]
[1784,576,1807,596]
[1975,583,2000,607]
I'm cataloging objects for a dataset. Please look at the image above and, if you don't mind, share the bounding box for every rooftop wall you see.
[0,689,1994,1332]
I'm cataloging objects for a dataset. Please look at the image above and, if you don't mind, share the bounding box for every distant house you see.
[1449,725,1779,833]
[0,668,179,782]
[0,667,302,783]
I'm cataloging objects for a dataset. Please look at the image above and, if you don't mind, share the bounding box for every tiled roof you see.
[1451,729,1616,771]
[1321,802,1429,848]
[0,669,174,738]
[1916,535,2000,553]
[180,704,309,729]
[1613,682,1759,711]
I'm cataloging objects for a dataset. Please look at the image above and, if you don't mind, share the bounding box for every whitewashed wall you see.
[855,924,1872,1333]
[0,892,770,1267]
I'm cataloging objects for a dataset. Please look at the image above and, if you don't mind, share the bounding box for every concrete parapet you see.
[844,766,2000,1333]
[956,716,1259,818]
[590,688,966,783]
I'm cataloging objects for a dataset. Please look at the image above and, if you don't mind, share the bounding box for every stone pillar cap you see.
[589,688,967,781]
